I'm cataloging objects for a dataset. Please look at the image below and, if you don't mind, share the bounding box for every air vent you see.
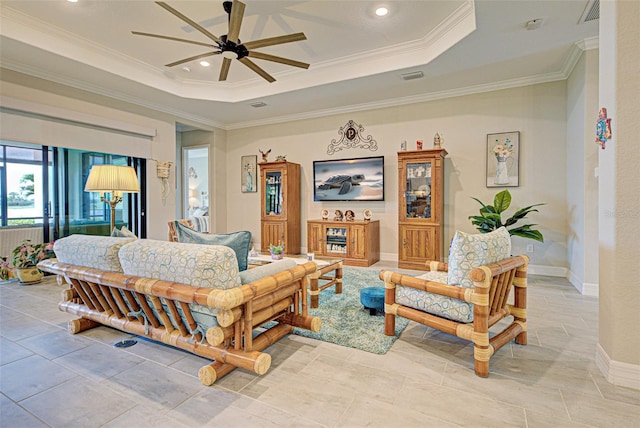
[401,71,424,81]
[579,0,599,23]
[250,102,267,108]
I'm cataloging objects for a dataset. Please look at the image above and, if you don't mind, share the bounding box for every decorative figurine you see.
[433,133,443,149]
[259,149,271,162]
[275,155,286,161]
[345,210,355,221]
[400,140,407,151]
[333,209,344,221]
[596,107,612,150]
[416,140,423,150]
[321,209,329,220]
[363,208,372,221]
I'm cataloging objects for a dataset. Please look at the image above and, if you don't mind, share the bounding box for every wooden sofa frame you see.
[39,259,321,385]
[380,254,528,377]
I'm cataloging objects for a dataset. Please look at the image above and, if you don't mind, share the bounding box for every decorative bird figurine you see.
[259,149,271,162]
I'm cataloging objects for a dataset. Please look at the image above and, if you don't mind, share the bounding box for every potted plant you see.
[11,239,55,284]
[468,189,545,242]
[1,257,14,281]
[269,242,285,260]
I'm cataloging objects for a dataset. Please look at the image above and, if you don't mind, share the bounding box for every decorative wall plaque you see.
[327,120,378,155]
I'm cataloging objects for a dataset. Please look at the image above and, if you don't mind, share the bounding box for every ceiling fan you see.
[132,0,309,83]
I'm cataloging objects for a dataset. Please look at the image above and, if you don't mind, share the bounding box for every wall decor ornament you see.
[486,131,519,188]
[152,160,173,201]
[241,155,257,193]
[327,120,378,155]
[595,107,612,150]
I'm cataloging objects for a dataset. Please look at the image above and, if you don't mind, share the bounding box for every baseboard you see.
[596,344,640,390]
[567,269,599,296]
[527,264,567,277]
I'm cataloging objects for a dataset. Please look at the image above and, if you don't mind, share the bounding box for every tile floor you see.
[1,264,639,427]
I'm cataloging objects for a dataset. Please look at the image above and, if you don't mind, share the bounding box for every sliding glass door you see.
[0,141,146,243]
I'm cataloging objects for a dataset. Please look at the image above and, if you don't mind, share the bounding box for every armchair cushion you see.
[174,222,251,271]
[395,227,511,323]
[397,270,474,323]
[446,227,511,288]
[239,259,297,285]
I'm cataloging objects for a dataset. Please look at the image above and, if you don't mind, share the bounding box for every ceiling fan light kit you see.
[133,0,309,83]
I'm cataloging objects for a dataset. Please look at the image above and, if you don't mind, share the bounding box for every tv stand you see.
[307,219,379,267]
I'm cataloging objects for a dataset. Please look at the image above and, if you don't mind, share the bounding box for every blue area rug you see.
[292,267,409,354]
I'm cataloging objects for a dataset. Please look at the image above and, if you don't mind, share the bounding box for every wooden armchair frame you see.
[168,219,194,242]
[39,259,320,385]
[380,254,528,377]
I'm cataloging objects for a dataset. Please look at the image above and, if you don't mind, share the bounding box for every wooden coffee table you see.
[248,254,343,309]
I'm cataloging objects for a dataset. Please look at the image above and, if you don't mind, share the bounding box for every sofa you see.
[38,235,321,385]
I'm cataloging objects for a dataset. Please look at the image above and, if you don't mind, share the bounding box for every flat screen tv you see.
[313,156,384,201]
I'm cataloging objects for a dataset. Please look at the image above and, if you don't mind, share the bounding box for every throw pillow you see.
[446,227,511,288]
[175,221,251,271]
[110,226,137,238]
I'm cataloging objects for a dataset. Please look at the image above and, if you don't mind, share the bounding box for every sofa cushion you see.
[118,239,241,290]
[53,235,136,272]
[174,222,251,272]
[118,239,242,333]
[239,259,297,285]
[396,270,474,323]
[446,227,511,289]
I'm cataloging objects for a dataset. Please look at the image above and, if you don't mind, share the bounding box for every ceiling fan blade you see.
[248,52,309,69]
[239,57,276,83]
[243,33,306,50]
[219,57,232,81]
[166,51,221,67]
[132,31,216,48]
[155,2,220,43]
[226,0,246,44]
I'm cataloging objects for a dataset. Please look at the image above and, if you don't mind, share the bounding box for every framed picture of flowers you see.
[241,155,257,193]
[486,131,519,187]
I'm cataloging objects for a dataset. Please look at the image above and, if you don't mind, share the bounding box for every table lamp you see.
[84,165,140,233]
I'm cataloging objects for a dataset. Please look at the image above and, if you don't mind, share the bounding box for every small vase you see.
[15,267,44,284]
[494,157,510,185]
[271,253,284,260]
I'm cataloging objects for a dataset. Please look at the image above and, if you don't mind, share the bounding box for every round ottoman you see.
[360,286,385,315]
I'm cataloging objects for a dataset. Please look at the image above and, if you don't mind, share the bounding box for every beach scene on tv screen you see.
[314,157,384,201]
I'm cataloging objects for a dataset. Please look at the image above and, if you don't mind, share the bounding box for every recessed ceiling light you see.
[375,7,389,17]
[200,61,210,67]
[250,102,267,108]
[67,0,79,3]
[181,66,191,72]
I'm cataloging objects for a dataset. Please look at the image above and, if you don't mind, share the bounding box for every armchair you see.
[380,227,529,377]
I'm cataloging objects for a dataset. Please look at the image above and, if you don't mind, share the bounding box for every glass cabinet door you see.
[325,226,347,254]
[264,171,282,216]
[404,161,432,219]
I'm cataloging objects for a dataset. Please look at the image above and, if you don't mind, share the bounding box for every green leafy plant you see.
[269,242,285,255]
[469,189,545,242]
[1,257,14,281]
[12,239,55,269]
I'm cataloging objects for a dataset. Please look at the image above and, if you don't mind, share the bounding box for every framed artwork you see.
[241,155,257,193]
[486,131,519,187]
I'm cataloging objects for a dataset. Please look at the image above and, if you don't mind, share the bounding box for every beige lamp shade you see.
[85,165,140,194]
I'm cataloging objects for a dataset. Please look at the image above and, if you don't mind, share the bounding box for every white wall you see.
[596,0,640,389]
[226,82,569,270]
[566,48,600,295]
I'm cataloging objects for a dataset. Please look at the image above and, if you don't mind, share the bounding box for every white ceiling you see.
[0,0,599,130]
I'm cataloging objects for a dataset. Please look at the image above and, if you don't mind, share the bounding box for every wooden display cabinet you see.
[307,219,379,267]
[397,149,447,270]
[259,161,300,254]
